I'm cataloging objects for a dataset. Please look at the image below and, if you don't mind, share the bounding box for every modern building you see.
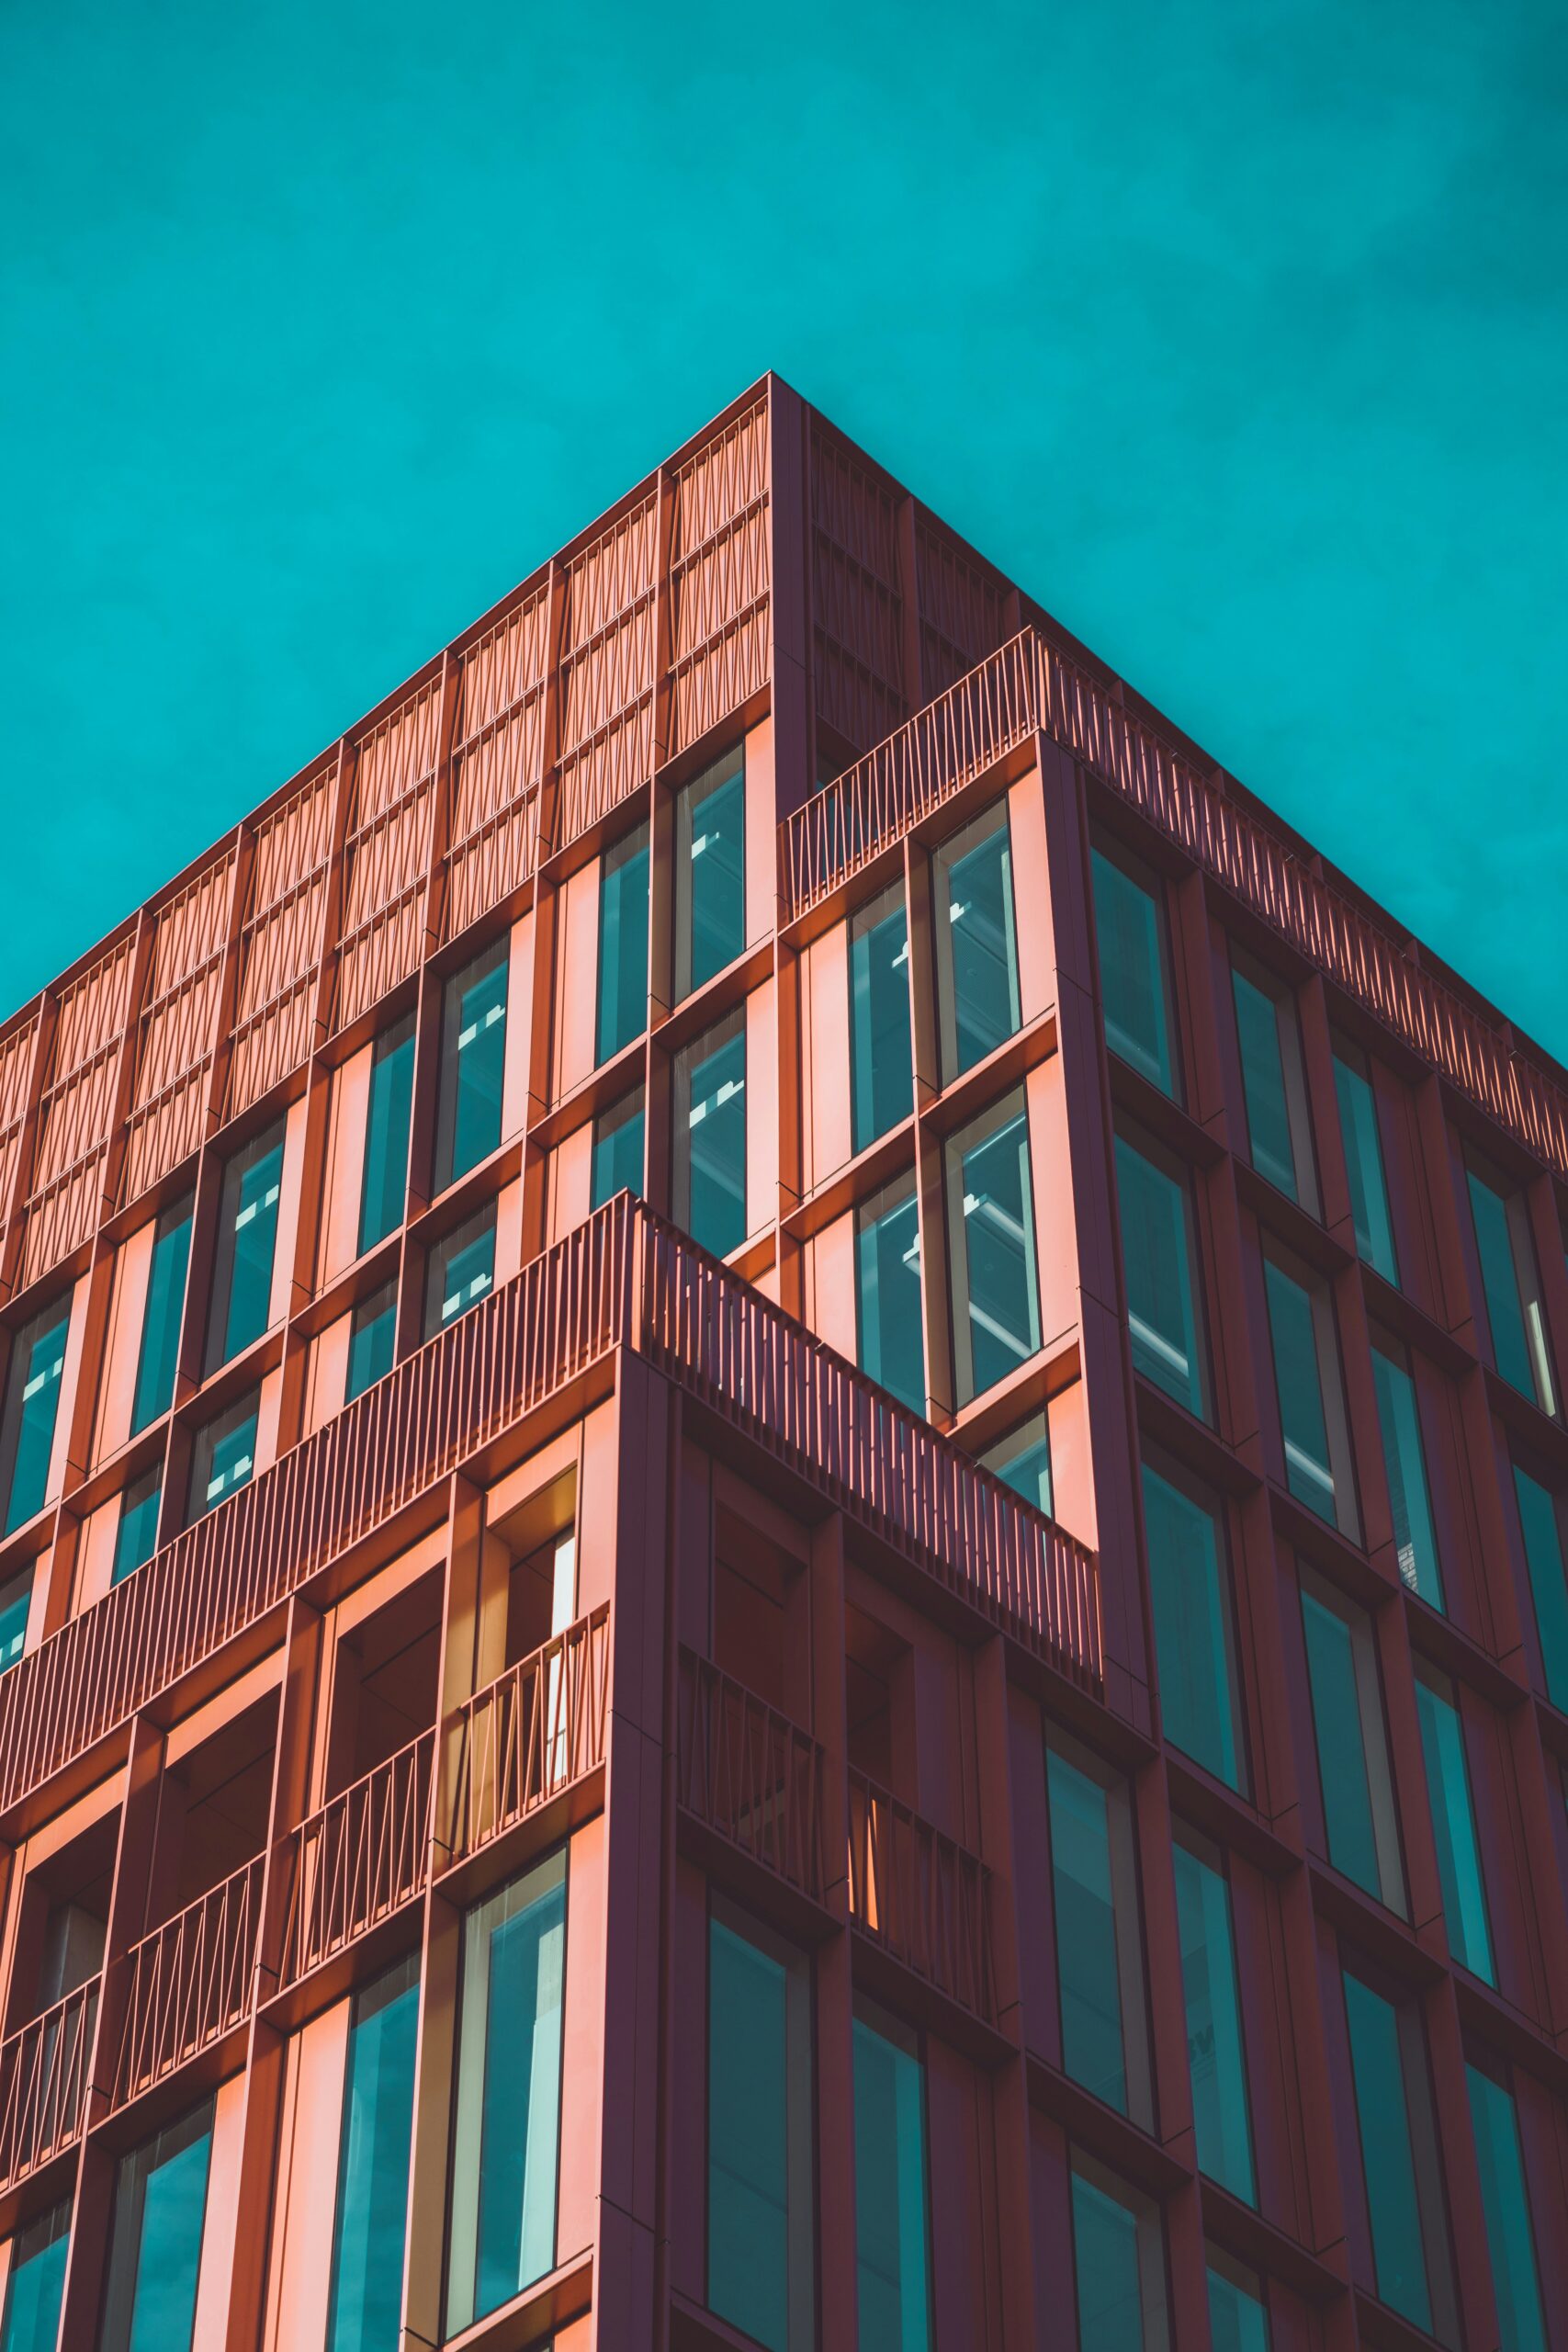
[0,375,1562,2352]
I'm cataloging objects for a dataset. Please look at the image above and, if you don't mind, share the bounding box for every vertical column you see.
[765,376,812,820]
[809,1509,857,2352]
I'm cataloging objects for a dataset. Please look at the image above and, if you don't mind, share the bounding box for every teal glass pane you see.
[592,1095,645,1209]
[1465,2064,1547,2352]
[681,756,745,995]
[345,1290,396,1404]
[982,1415,1053,1516]
[1231,969,1298,1200]
[429,1214,495,1335]
[1070,2167,1148,2352]
[3,1306,70,1535]
[1468,1169,1536,1399]
[326,1962,419,2352]
[681,1024,746,1259]
[1172,1841,1255,2202]
[850,892,913,1153]
[1046,1747,1129,2113]
[1371,1348,1443,1608]
[131,1201,192,1431]
[1114,1134,1204,1416]
[597,828,649,1063]
[0,2205,68,2352]
[956,1107,1041,1399]
[113,1466,162,1584]
[1513,1465,1568,1710]
[939,811,1019,1077]
[1091,847,1176,1096]
[1141,1465,1243,1791]
[1333,1054,1398,1283]
[1341,1973,1433,2335]
[218,1135,284,1364]
[1301,1589,1384,1900]
[358,1019,414,1255]
[107,2105,213,2352]
[708,1919,791,2352]
[191,1397,258,1519]
[1263,1260,1337,1522]
[443,944,509,1187]
[1415,1676,1494,1984]
[856,1188,924,1417]
[1207,2263,1270,2352]
[472,1877,565,2319]
[0,1572,29,1673]
[852,2017,930,2352]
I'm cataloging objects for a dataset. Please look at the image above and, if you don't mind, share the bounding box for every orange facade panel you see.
[336,676,442,1029]
[123,851,236,1204]
[226,763,337,1118]
[445,584,551,938]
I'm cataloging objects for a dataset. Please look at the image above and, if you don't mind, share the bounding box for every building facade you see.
[0,376,1562,2352]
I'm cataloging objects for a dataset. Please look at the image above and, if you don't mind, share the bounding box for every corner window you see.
[1090,840,1179,1098]
[1231,958,1314,1208]
[99,2098,214,2352]
[0,1296,71,1536]
[1332,1040,1398,1283]
[597,823,650,1063]
[850,883,913,1153]
[1339,1966,1458,2344]
[979,1411,1053,1515]
[345,1280,398,1403]
[1300,1568,1405,1914]
[1413,1661,1494,1984]
[1172,1827,1255,2203]
[436,936,509,1193]
[131,1195,193,1431]
[0,2201,68,2352]
[852,2002,931,2352]
[676,749,745,1000]
[1513,1463,1568,1710]
[946,1091,1041,1407]
[326,1957,419,2352]
[113,1464,163,1585]
[187,1390,259,1521]
[1262,1254,1356,1535]
[424,1204,497,1340]
[855,1178,925,1418]
[674,1010,747,1260]
[933,801,1020,1080]
[1369,1338,1443,1609]
[1466,1155,1556,1414]
[1070,2154,1168,2352]
[1141,1464,1246,1792]
[707,1904,813,2352]
[1114,1125,1206,1418]
[208,1122,285,1370]
[1045,1730,1150,2125]
[591,1090,645,1210]
[1465,2057,1548,2352]
[358,1014,415,1256]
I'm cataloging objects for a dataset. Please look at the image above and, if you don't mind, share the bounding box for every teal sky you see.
[4,2,1564,1055]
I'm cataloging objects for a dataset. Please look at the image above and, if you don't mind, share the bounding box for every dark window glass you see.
[131,1197,192,1431]
[1340,1969,1457,2343]
[358,1015,415,1256]
[1370,1340,1443,1609]
[113,1465,162,1585]
[1206,2251,1270,2352]
[1467,1160,1556,1413]
[855,1181,924,1417]
[1300,1571,1405,1913]
[1414,1664,1494,1983]
[1332,1045,1398,1283]
[933,801,1020,1080]
[1,1300,71,1536]
[707,1907,812,2352]
[1514,1464,1568,1708]
[597,825,650,1064]
[100,2099,214,2352]
[1262,1258,1343,1528]
[1231,965,1312,1205]
[852,2006,931,2352]
[1070,2156,1168,2352]
[326,1957,419,2352]
[1465,2061,1547,2352]
[850,884,913,1154]
[591,1091,644,1210]
[980,1411,1053,1515]
[0,1568,29,1674]
[674,1012,747,1260]
[676,752,745,999]
[1141,1464,1245,1792]
[345,1283,397,1404]
[437,937,509,1192]
[1090,843,1178,1097]
[0,2202,69,2352]
[948,1093,1041,1405]
[1172,1829,1254,2202]
[209,1125,285,1370]
[1046,1734,1148,2124]
[424,1205,497,1340]
[187,1390,259,1521]
[1114,1128,1205,1417]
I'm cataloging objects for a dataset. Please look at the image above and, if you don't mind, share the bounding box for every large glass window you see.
[0,2201,68,2352]
[1465,2059,1548,2352]
[100,2098,214,2352]
[446,1851,566,2335]
[345,1281,398,1404]
[1262,1256,1350,1532]
[1141,1464,1246,1792]
[674,1011,747,1260]
[676,750,745,1000]
[0,1297,70,1536]
[436,936,509,1193]
[591,1090,645,1210]
[1300,1570,1404,1914]
[933,801,1020,1080]
[1467,1157,1556,1414]
[1340,1968,1457,2344]
[1045,1731,1150,2124]
[1206,2251,1270,2352]
[424,1204,496,1340]
[1114,1126,1205,1417]
[113,1464,163,1584]
[597,823,650,1063]
[1070,2155,1168,2352]
[855,1179,925,1418]
[131,1195,192,1431]
[850,883,913,1154]
[980,1411,1053,1515]
[947,1092,1041,1406]
[358,1014,415,1257]
[1514,1463,1568,1709]
[1172,1828,1254,2202]
[1370,1339,1443,1608]
[707,1905,813,2352]
[1090,841,1179,1098]
[187,1390,259,1521]
[1414,1663,1494,1984]
[326,1956,419,2352]
[1231,961,1314,1207]
[208,1122,285,1370]
[1332,1042,1398,1283]
[852,2004,931,2352]
[0,1567,29,1674]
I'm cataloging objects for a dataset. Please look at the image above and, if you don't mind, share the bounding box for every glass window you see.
[979,1411,1052,1515]
[424,1204,497,1340]
[113,1464,163,1584]
[850,883,913,1154]
[947,1091,1041,1406]
[0,2201,68,2352]
[1332,1042,1398,1283]
[1231,962,1314,1207]
[1070,2154,1168,2352]
[707,1905,813,2352]
[1414,1663,1494,1984]
[1114,1126,1205,1417]
[1467,1158,1556,1414]
[1513,1463,1568,1709]
[1300,1570,1405,1913]
[1465,2059,1547,2352]
[0,1567,29,1674]
[852,2003,931,2352]
[1090,842,1178,1097]
[1206,2251,1270,2352]
[1141,1464,1246,1792]
[1370,1339,1443,1608]
[99,2098,214,2352]
[436,936,509,1193]
[446,1850,566,2335]
[208,1123,285,1370]
[1340,1968,1457,2344]
[855,1179,924,1418]
[0,1298,71,1536]
[326,1956,419,2352]
[358,1014,415,1257]
[1171,1827,1254,2202]
[933,801,1020,1080]
[187,1390,259,1521]
[131,1195,193,1431]
[345,1282,398,1404]
[1263,1257,1350,1532]
[676,750,745,999]
[674,1011,747,1261]
[597,823,650,1063]
[591,1091,644,1211]
[1045,1731,1150,2125]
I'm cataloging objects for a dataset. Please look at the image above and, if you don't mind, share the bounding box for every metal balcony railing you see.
[846,1770,997,2027]
[677,1651,826,1903]
[112,1853,264,2108]
[0,1977,97,2193]
[276,1729,434,1991]
[442,1606,610,1870]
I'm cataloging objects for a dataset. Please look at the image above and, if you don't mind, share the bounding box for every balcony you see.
[112,1854,264,2109]
[0,1978,96,2197]
[276,1728,434,1996]
[676,1650,826,1908]
[440,1605,610,1874]
[846,1770,998,2038]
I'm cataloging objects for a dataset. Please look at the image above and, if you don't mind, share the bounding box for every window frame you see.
[1113,1116,1209,1420]
[848,878,914,1157]
[434,933,511,1196]
[595,820,651,1066]
[423,1201,498,1340]
[674,746,747,1003]
[1260,1244,1359,1539]
[931,797,1021,1083]
[1299,1563,1407,1915]
[1089,831,1182,1101]
[1464,1147,1558,1416]
[1230,949,1317,1212]
[853,1172,926,1419]
[1044,1724,1154,2129]
[206,1118,286,1374]
[705,1894,815,2352]
[672,1006,748,1261]
[944,1086,1042,1409]
[1330,1034,1399,1284]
